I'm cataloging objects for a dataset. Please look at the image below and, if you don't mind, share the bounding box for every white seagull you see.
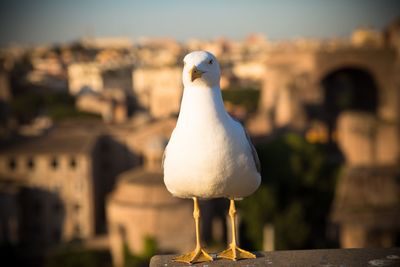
[163,51,261,263]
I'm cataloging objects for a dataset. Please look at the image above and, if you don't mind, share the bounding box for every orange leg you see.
[173,197,213,264]
[218,198,256,261]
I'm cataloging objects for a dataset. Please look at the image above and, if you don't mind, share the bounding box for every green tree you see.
[123,236,158,267]
[221,88,260,112]
[11,92,100,123]
[45,246,112,267]
[240,133,341,250]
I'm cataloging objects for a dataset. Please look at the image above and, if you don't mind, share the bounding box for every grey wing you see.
[244,128,261,174]
[161,146,167,170]
[232,117,261,174]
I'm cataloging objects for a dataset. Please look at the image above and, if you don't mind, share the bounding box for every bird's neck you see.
[177,86,228,126]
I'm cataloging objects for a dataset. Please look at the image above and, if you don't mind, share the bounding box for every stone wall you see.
[0,151,95,243]
[132,67,182,118]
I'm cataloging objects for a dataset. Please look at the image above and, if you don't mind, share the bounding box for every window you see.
[8,158,16,171]
[27,157,34,170]
[73,203,81,214]
[50,157,58,169]
[69,157,77,169]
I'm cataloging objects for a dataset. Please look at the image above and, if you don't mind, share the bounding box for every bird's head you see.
[182,51,221,88]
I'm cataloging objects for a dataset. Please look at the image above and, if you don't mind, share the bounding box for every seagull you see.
[163,51,261,264]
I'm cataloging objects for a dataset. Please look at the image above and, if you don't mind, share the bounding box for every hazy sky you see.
[0,0,399,45]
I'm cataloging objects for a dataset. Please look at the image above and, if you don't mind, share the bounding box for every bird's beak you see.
[189,66,204,82]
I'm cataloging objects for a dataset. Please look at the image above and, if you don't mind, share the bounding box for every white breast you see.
[163,86,261,199]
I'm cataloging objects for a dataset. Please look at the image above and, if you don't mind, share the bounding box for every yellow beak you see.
[189,66,204,82]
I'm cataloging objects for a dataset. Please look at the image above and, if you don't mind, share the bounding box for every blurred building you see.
[0,71,11,101]
[351,28,384,47]
[136,37,183,67]
[248,27,400,248]
[186,38,231,59]
[331,112,400,248]
[0,122,134,250]
[107,136,193,267]
[385,17,400,54]
[76,91,128,123]
[1,18,400,260]
[0,183,19,245]
[67,61,134,122]
[132,67,182,118]
[79,37,134,50]
[255,36,399,136]
[68,61,133,96]
[0,71,12,138]
[232,60,266,85]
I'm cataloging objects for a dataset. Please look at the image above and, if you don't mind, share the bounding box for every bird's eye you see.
[208,59,213,65]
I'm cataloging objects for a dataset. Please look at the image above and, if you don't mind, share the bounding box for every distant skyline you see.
[0,0,399,45]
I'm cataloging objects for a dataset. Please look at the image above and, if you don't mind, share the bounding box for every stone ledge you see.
[150,248,400,267]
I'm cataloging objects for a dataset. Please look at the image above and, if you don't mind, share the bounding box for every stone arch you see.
[316,60,378,84]
[319,66,379,136]
[313,49,397,121]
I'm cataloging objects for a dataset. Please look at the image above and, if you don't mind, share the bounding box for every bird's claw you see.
[173,246,213,264]
[218,243,256,261]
